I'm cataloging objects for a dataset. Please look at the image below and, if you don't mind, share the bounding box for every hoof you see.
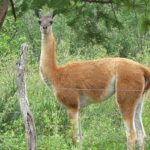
[72,134,83,144]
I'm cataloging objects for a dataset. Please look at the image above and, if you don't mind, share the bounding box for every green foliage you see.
[1,2,150,149]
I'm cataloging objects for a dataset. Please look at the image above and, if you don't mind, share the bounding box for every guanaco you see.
[38,13,150,150]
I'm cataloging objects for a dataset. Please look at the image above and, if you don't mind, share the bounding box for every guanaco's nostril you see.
[43,26,47,29]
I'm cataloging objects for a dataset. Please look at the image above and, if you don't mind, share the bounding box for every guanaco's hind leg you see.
[116,75,145,150]
[134,95,146,150]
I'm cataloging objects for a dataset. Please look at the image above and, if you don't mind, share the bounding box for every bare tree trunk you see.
[0,0,10,29]
[16,43,37,150]
[0,0,16,29]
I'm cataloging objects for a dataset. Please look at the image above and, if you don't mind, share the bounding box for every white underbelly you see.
[80,76,116,107]
[80,94,93,107]
[101,76,116,100]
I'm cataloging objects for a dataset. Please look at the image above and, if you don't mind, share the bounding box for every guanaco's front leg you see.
[68,108,82,143]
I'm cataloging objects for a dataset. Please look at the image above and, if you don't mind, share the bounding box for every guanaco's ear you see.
[34,10,41,18]
[52,9,57,18]
[38,20,42,25]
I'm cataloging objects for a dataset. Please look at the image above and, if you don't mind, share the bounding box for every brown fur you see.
[39,16,150,150]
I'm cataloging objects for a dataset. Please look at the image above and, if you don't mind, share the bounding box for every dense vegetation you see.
[0,1,150,149]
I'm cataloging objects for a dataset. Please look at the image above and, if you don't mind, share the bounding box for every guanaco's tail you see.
[142,66,150,91]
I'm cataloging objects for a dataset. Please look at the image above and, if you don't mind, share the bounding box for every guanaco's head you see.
[38,16,54,34]
[38,11,57,35]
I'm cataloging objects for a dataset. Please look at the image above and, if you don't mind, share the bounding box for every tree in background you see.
[11,0,150,57]
[0,0,16,29]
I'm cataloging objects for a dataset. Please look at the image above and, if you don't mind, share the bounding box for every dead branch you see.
[16,43,37,150]
[9,0,16,21]
[83,0,112,4]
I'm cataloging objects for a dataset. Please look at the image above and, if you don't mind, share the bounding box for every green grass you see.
[1,58,150,150]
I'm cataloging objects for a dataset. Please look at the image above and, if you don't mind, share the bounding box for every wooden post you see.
[16,43,37,150]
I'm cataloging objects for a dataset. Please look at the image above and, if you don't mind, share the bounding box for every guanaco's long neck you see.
[40,31,57,82]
